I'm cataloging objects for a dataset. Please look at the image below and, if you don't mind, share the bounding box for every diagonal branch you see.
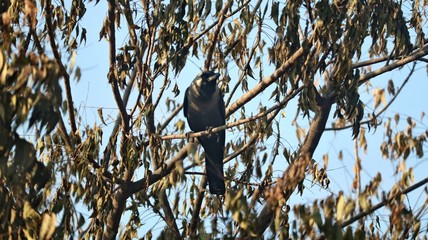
[227,47,305,117]
[253,93,333,236]
[161,86,304,141]
[45,0,78,140]
[204,0,233,70]
[340,176,428,228]
[358,44,428,86]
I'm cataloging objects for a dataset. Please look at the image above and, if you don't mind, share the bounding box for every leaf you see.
[215,0,223,14]
[387,79,395,95]
[336,195,345,221]
[23,201,40,221]
[39,212,57,240]
[173,83,180,97]
[97,108,107,125]
[271,1,279,25]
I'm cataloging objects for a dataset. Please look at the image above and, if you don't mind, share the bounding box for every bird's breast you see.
[186,89,223,132]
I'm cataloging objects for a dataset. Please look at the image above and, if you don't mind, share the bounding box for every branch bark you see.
[189,177,208,237]
[103,0,133,238]
[253,94,333,236]
[358,43,428,85]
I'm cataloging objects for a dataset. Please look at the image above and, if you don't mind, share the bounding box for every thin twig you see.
[225,0,264,107]
[45,0,78,138]
[204,0,233,70]
[340,177,428,228]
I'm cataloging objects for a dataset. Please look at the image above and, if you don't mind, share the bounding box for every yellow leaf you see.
[336,195,345,221]
[23,201,40,221]
[70,50,76,70]
[39,212,57,240]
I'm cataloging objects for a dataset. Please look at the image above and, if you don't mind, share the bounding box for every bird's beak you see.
[207,73,220,82]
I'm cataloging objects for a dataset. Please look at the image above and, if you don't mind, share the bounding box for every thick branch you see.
[254,96,333,236]
[103,186,129,239]
[358,44,428,85]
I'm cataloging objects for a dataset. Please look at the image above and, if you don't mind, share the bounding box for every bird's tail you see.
[200,137,225,195]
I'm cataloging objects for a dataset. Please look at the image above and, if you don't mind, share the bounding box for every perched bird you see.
[183,71,226,195]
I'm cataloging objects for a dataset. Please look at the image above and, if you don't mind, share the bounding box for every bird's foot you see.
[206,126,214,136]
[185,131,195,143]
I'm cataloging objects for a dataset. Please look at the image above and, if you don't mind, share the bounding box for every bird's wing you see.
[183,87,189,118]
[218,90,226,125]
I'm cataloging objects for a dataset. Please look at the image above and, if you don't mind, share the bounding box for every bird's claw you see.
[185,131,194,142]
[206,126,214,135]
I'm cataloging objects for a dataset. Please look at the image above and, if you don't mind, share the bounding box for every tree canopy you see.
[1,0,428,239]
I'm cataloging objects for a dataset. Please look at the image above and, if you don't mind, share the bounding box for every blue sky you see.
[66,0,428,236]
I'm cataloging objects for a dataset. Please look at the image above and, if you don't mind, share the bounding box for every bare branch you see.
[106,0,129,132]
[358,44,428,86]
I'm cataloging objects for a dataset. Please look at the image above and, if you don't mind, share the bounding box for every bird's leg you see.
[185,131,195,143]
[206,126,214,136]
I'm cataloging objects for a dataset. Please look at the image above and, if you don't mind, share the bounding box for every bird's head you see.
[191,71,220,99]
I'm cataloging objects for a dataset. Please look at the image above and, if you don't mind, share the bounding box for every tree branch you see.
[45,0,78,140]
[340,176,428,228]
[326,62,416,132]
[204,0,233,70]
[226,47,305,116]
[189,177,208,237]
[358,44,428,86]
[106,0,129,132]
[253,94,333,236]
[161,86,304,141]
[103,0,132,238]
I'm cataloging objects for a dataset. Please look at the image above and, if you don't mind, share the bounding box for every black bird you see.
[183,71,226,195]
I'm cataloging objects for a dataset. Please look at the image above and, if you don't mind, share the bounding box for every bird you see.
[183,71,226,195]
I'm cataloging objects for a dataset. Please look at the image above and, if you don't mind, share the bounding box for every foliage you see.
[1,0,428,239]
